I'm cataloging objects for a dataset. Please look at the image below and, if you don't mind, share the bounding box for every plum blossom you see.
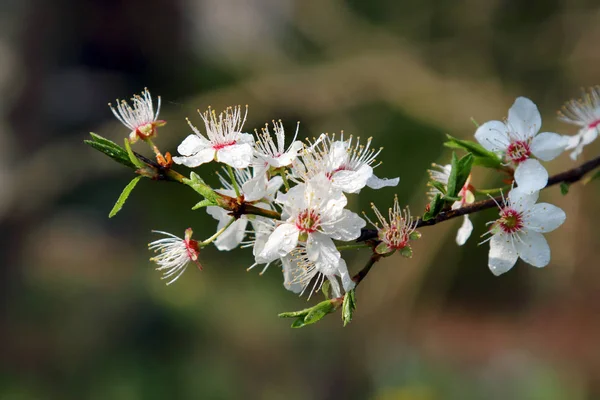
[110,88,165,143]
[254,120,304,169]
[258,175,366,269]
[483,188,566,276]
[173,105,254,169]
[206,167,282,251]
[293,134,399,193]
[475,97,568,193]
[428,164,475,245]
[364,195,419,256]
[281,245,354,298]
[148,228,200,285]
[558,86,600,160]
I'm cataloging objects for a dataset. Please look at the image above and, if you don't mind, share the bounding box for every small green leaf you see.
[583,169,600,185]
[423,193,444,221]
[560,182,570,195]
[444,135,501,169]
[400,246,413,258]
[321,280,331,299]
[192,199,216,210]
[375,241,393,255]
[409,231,422,240]
[442,195,461,202]
[342,289,356,327]
[280,299,340,328]
[124,138,145,168]
[447,152,473,198]
[428,180,446,195]
[85,139,135,169]
[183,172,219,203]
[109,176,142,218]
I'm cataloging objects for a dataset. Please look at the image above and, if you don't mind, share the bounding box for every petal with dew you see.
[474,120,511,152]
[507,97,541,138]
[531,132,569,161]
[524,203,566,233]
[258,223,299,263]
[367,174,400,190]
[488,232,519,276]
[515,229,550,268]
[514,159,548,193]
[216,143,253,168]
[456,215,473,246]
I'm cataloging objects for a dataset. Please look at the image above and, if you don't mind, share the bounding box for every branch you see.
[357,154,600,242]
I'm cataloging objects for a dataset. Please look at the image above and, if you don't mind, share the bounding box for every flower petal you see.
[524,203,566,233]
[530,132,569,161]
[515,229,550,268]
[455,215,473,246]
[258,223,299,262]
[367,174,400,190]
[216,143,253,168]
[322,209,366,241]
[177,134,210,156]
[508,187,539,213]
[507,97,541,138]
[337,258,356,292]
[173,147,215,167]
[306,232,341,269]
[213,219,248,251]
[282,256,306,294]
[514,159,548,193]
[332,165,373,193]
[475,120,511,152]
[488,232,519,276]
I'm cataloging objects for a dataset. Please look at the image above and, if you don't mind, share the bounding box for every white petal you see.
[474,120,510,152]
[515,229,550,268]
[258,223,299,262]
[332,165,373,193]
[323,209,366,241]
[530,132,569,161]
[172,147,215,167]
[367,174,400,190]
[333,257,355,292]
[241,174,267,202]
[524,203,566,233]
[508,187,539,213]
[514,159,548,193]
[206,205,228,222]
[306,232,341,269]
[213,219,248,251]
[216,143,253,168]
[328,141,349,170]
[455,215,473,246]
[507,97,541,138]
[237,132,255,145]
[282,256,305,294]
[488,232,519,276]
[177,134,210,156]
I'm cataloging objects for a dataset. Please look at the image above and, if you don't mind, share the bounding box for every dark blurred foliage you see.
[1,0,599,399]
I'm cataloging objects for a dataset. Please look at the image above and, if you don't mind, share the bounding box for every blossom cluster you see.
[95,86,599,325]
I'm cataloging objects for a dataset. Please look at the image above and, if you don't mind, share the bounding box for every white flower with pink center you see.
[483,188,566,276]
[257,176,366,270]
[558,86,600,160]
[173,105,254,169]
[254,120,304,169]
[293,134,399,193]
[428,164,475,245]
[109,88,166,143]
[475,97,568,193]
[148,228,201,285]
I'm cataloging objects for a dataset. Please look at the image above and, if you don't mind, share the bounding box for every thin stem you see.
[336,243,371,251]
[281,169,290,192]
[475,187,507,195]
[227,165,242,198]
[200,218,236,246]
[352,253,381,287]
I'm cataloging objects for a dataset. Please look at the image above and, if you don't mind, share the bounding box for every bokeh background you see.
[1,0,600,399]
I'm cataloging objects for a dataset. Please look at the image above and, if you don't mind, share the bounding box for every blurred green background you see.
[1,0,600,399]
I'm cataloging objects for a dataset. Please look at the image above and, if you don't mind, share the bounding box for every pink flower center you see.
[506,140,531,164]
[325,166,349,180]
[498,208,524,234]
[588,119,600,129]
[213,140,237,150]
[295,209,321,233]
[383,226,408,249]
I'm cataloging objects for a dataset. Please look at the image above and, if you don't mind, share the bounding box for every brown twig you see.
[357,154,600,242]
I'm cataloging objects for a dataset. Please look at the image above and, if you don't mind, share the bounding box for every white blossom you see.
[254,120,304,169]
[428,164,475,245]
[281,244,354,298]
[148,228,200,285]
[558,86,600,160]
[207,167,282,251]
[293,133,399,193]
[109,88,165,143]
[173,105,254,169]
[483,188,566,276]
[258,175,366,269]
[475,97,568,193]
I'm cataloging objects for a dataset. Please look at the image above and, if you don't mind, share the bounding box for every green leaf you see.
[400,246,413,258]
[280,299,340,328]
[85,139,135,169]
[375,241,393,255]
[124,138,146,168]
[192,199,217,210]
[428,180,446,195]
[423,193,444,221]
[183,172,219,203]
[446,152,473,198]
[583,169,600,185]
[321,280,331,299]
[444,135,502,168]
[109,176,142,218]
[342,289,356,327]
[560,182,570,195]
